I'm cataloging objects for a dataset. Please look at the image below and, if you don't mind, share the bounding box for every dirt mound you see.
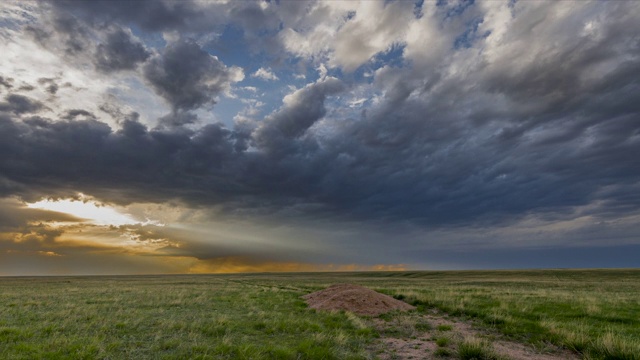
[302,284,415,316]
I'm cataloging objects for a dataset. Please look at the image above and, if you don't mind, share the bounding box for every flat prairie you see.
[0,269,638,359]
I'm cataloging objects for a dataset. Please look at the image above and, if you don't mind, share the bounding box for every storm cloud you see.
[1,0,639,273]
[94,27,150,73]
[48,0,223,33]
[142,39,243,114]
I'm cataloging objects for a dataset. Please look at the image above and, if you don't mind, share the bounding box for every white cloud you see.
[252,67,278,81]
[278,1,414,72]
[349,98,367,108]
[330,1,414,71]
[277,2,355,64]
[0,3,172,128]
[0,27,122,126]
[317,63,328,79]
[402,1,449,71]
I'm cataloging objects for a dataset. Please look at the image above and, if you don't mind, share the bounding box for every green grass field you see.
[1,269,638,359]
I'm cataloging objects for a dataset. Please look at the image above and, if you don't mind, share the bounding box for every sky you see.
[0,0,639,275]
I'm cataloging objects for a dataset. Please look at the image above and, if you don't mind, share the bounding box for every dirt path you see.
[301,284,580,359]
[369,309,580,360]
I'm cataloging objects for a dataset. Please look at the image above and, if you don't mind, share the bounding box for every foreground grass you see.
[1,269,638,359]
[0,276,373,359]
[228,269,640,359]
[356,269,640,360]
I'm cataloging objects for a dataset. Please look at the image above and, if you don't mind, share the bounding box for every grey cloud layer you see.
[2,0,639,234]
[50,0,224,33]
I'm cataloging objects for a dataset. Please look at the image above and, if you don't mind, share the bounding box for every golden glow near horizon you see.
[26,196,140,226]
[14,196,411,275]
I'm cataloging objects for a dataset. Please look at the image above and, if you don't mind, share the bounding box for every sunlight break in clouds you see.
[27,196,142,226]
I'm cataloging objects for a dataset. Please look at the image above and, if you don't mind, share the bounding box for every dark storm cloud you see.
[44,0,287,58]
[48,0,218,33]
[142,39,240,112]
[2,0,639,233]
[0,94,44,114]
[47,0,282,34]
[94,28,150,73]
[157,111,198,127]
[253,77,346,154]
[0,114,244,205]
[1,61,638,229]
[42,0,281,59]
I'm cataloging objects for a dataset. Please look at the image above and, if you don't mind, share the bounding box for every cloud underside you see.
[1,70,638,228]
[0,0,639,273]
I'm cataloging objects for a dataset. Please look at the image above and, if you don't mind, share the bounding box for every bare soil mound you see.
[302,284,415,316]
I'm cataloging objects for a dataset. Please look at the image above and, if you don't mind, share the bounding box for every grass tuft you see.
[457,338,501,360]
[435,336,451,347]
[415,321,432,331]
[434,347,453,357]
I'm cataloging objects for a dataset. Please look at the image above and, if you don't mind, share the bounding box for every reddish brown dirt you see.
[372,310,580,360]
[302,284,416,316]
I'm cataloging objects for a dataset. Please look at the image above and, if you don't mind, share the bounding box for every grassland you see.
[1,269,639,359]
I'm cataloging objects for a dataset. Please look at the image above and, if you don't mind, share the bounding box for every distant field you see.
[0,269,638,359]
